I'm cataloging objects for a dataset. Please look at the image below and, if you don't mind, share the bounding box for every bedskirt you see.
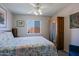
[0,45,57,56]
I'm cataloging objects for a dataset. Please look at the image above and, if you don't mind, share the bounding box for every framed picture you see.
[0,7,7,28]
[70,12,79,28]
[16,20,25,27]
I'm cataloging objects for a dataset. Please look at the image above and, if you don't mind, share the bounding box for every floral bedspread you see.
[0,45,57,56]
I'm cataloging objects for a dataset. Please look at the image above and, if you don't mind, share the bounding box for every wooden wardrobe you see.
[56,17,64,50]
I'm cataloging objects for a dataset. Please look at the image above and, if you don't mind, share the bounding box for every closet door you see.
[56,17,64,50]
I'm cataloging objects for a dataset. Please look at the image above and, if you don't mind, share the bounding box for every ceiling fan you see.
[28,3,44,15]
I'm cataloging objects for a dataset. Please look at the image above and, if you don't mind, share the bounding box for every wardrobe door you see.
[56,17,64,50]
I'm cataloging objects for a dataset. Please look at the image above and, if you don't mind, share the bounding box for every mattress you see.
[0,36,58,56]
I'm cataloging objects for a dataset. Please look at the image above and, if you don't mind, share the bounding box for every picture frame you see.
[70,12,79,28]
[0,7,7,28]
[16,20,25,27]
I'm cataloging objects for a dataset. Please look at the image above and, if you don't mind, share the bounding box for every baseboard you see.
[64,49,69,53]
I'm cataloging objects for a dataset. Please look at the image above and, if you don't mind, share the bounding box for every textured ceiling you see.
[3,3,70,16]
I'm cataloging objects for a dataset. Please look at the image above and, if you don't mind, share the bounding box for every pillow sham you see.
[3,32,14,39]
[0,32,14,41]
[0,33,9,44]
[0,32,14,47]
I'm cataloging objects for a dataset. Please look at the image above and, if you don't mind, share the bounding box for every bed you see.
[0,32,57,56]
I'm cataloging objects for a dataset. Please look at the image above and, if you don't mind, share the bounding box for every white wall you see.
[51,4,79,52]
[12,15,50,39]
[0,4,13,31]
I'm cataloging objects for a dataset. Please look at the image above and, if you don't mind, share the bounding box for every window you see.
[27,20,40,33]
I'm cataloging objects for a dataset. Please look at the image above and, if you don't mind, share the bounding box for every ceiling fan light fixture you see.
[38,9,42,15]
[30,3,43,15]
[34,11,38,15]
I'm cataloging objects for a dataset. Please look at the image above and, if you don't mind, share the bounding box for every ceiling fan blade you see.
[30,3,36,7]
[27,10,34,14]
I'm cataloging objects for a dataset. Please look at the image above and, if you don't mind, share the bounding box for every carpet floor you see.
[58,50,68,56]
